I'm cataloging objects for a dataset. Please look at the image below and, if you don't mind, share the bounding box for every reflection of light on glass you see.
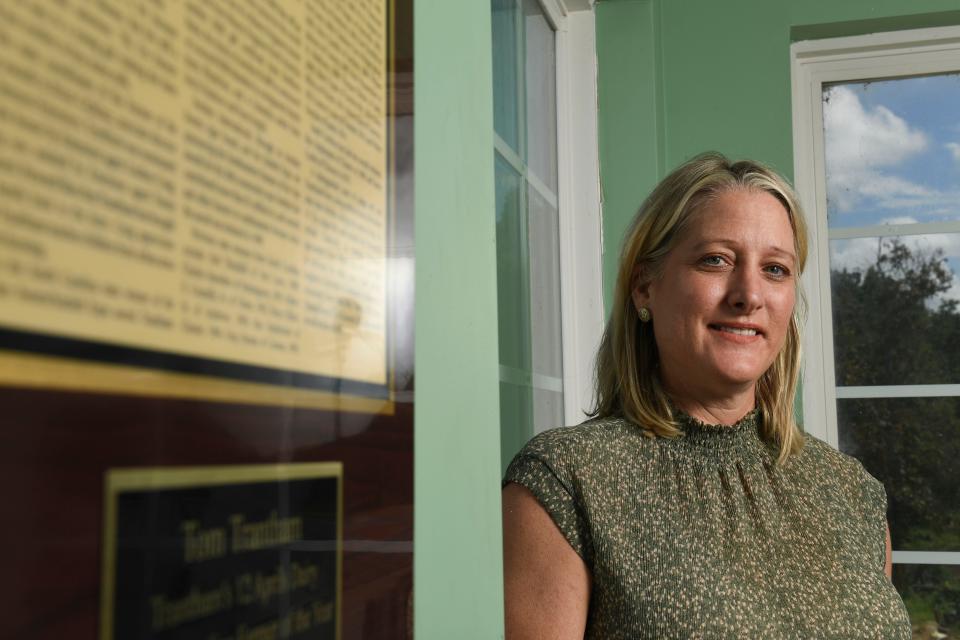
[523,0,558,192]
[492,0,520,153]
[388,255,414,395]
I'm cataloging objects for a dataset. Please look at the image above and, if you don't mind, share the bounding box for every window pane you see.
[501,381,533,473]
[492,0,521,154]
[822,74,960,229]
[528,184,563,379]
[533,388,563,434]
[837,397,960,551]
[830,234,960,386]
[892,564,960,638]
[495,153,528,371]
[493,0,564,445]
[523,0,557,192]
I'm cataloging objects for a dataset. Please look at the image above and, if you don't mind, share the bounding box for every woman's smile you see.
[709,322,763,340]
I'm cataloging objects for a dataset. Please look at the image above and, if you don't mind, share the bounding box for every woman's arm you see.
[502,483,590,639]
[885,523,893,579]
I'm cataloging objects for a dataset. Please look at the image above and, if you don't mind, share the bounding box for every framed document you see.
[0,1,413,638]
[0,0,405,414]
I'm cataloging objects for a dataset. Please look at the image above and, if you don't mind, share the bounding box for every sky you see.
[822,74,960,302]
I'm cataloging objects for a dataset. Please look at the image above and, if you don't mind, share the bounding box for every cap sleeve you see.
[503,443,592,563]
[855,461,889,571]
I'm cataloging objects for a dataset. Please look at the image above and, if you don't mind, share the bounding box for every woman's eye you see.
[701,255,724,267]
[765,264,790,277]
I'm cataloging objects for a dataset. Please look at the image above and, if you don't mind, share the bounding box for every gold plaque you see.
[100,463,343,640]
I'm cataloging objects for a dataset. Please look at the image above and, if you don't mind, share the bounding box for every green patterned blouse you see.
[504,410,911,639]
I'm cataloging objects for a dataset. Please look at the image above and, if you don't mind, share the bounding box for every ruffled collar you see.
[669,407,764,458]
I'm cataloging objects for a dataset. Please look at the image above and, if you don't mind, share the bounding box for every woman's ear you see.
[631,264,651,313]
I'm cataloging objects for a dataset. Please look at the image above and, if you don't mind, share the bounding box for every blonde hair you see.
[591,152,809,462]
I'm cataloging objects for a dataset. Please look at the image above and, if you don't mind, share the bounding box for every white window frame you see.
[495,0,603,429]
[554,0,602,428]
[791,25,960,568]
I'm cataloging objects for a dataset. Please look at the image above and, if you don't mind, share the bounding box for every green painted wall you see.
[596,0,960,313]
[414,1,505,638]
[595,0,664,310]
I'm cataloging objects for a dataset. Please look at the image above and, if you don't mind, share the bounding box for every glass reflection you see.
[527,185,563,379]
[495,153,529,372]
[492,0,521,153]
[523,0,558,191]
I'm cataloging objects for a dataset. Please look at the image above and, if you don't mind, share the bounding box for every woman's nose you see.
[726,268,763,313]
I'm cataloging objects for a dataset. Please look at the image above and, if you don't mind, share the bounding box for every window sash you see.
[791,26,960,448]
[492,0,603,432]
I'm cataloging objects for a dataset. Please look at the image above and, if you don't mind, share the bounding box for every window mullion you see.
[494,134,526,176]
[836,384,960,399]
[828,220,960,240]
[892,551,960,566]
[526,170,558,209]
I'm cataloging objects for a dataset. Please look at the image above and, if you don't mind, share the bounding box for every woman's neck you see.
[665,384,757,426]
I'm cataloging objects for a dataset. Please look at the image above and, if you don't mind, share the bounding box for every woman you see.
[502,153,910,639]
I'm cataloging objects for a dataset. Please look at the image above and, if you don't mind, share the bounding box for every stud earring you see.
[638,307,651,323]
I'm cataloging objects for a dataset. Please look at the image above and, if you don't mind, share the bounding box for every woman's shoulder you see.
[794,433,885,504]
[797,433,869,472]
[503,417,648,562]
[504,415,664,495]
[793,433,889,569]
[516,415,654,463]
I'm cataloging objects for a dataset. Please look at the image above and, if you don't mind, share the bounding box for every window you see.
[491,0,603,471]
[793,26,960,636]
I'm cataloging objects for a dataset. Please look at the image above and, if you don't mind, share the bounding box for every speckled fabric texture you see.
[504,411,911,639]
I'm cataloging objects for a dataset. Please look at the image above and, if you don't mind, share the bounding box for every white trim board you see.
[555,7,603,428]
[892,551,960,566]
[828,220,960,240]
[837,385,960,399]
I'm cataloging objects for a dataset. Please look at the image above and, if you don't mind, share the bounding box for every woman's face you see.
[632,188,797,400]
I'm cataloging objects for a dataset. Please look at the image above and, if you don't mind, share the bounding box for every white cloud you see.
[830,237,881,273]
[831,233,960,271]
[946,142,960,163]
[823,86,930,213]
[943,275,960,304]
[857,174,932,200]
[824,86,928,167]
